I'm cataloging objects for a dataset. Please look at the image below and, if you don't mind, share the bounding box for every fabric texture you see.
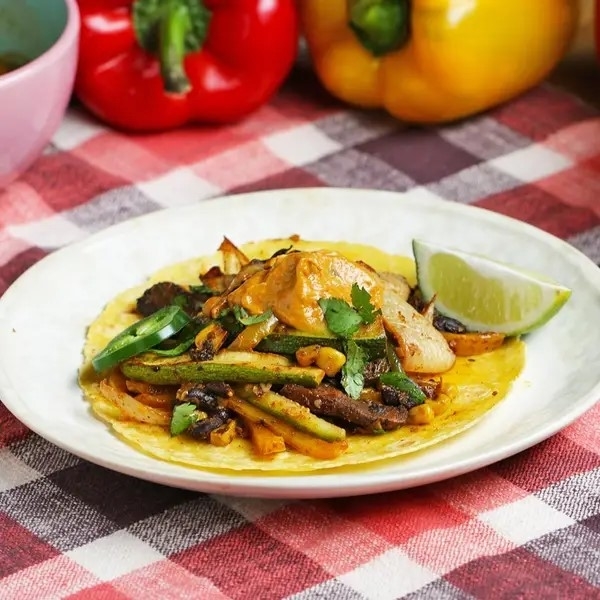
[1,67,599,599]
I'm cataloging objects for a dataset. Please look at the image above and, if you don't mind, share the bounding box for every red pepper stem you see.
[159,1,192,94]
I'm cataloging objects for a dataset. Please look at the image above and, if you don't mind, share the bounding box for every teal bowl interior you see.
[0,0,68,65]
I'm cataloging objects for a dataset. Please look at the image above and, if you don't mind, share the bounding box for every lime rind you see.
[412,239,572,336]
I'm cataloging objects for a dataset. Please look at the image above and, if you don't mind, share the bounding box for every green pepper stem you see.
[158,1,192,94]
[133,0,212,95]
[347,0,410,56]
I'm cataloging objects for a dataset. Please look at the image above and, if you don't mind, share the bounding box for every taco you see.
[79,237,525,473]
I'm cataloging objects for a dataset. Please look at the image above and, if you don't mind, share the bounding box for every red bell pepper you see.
[75,0,299,131]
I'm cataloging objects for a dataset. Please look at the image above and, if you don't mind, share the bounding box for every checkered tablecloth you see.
[1,65,599,599]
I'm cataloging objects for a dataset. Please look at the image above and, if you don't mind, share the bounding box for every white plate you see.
[1,188,599,499]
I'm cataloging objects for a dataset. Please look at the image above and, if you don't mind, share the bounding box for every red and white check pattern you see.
[1,67,599,599]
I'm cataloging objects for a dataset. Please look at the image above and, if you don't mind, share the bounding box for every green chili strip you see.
[92,305,191,372]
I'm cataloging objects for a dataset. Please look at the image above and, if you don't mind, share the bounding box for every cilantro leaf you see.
[232,306,274,326]
[379,372,426,405]
[318,298,363,338]
[351,284,379,324]
[341,340,367,399]
[170,402,199,436]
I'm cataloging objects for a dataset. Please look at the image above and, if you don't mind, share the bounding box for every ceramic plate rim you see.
[1,187,599,499]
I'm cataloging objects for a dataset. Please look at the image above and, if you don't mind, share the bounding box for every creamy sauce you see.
[225,250,383,334]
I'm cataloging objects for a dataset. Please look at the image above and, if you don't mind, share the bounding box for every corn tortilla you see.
[79,239,525,473]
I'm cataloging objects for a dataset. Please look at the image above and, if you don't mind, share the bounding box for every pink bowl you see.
[0,0,80,189]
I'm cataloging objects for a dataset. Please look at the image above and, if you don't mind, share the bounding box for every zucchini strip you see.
[240,388,347,442]
[121,352,325,387]
[226,396,348,460]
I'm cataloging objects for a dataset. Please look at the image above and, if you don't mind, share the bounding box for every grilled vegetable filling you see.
[91,237,507,460]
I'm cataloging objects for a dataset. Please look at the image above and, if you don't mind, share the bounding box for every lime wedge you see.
[412,239,571,335]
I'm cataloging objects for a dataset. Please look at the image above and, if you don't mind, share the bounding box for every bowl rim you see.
[0,0,80,84]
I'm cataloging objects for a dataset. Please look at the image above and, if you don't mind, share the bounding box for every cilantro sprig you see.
[319,284,379,338]
[170,402,200,436]
[341,340,367,399]
[351,284,380,324]
[317,298,363,337]
[318,284,379,398]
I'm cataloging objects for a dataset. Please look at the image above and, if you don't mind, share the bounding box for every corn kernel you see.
[316,346,347,377]
[408,403,435,425]
[428,400,447,416]
[296,345,321,367]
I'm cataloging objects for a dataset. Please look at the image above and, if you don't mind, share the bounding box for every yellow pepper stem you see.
[347,0,410,56]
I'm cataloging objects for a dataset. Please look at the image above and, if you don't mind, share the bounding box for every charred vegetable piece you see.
[92,305,191,372]
[190,322,228,361]
[199,266,234,294]
[280,384,408,432]
[381,279,455,374]
[176,384,219,412]
[256,317,387,360]
[136,282,209,317]
[239,387,347,442]
[215,308,245,341]
[226,396,349,460]
[295,345,347,376]
[219,236,250,273]
[381,336,428,406]
[189,408,232,440]
[379,384,418,410]
[442,331,506,356]
[411,376,442,400]
[176,382,234,412]
[363,358,390,384]
[202,260,267,319]
[434,314,467,334]
[101,376,172,425]
[120,352,326,387]
[269,245,294,259]
[209,419,238,446]
[137,282,187,316]
[379,372,427,406]
[244,419,286,456]
[386,338,404,373]
[229,312,279,351]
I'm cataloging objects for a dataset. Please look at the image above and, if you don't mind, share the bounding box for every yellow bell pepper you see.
[299,0,579,123]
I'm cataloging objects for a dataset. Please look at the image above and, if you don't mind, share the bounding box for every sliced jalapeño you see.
[92,305,191,372]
